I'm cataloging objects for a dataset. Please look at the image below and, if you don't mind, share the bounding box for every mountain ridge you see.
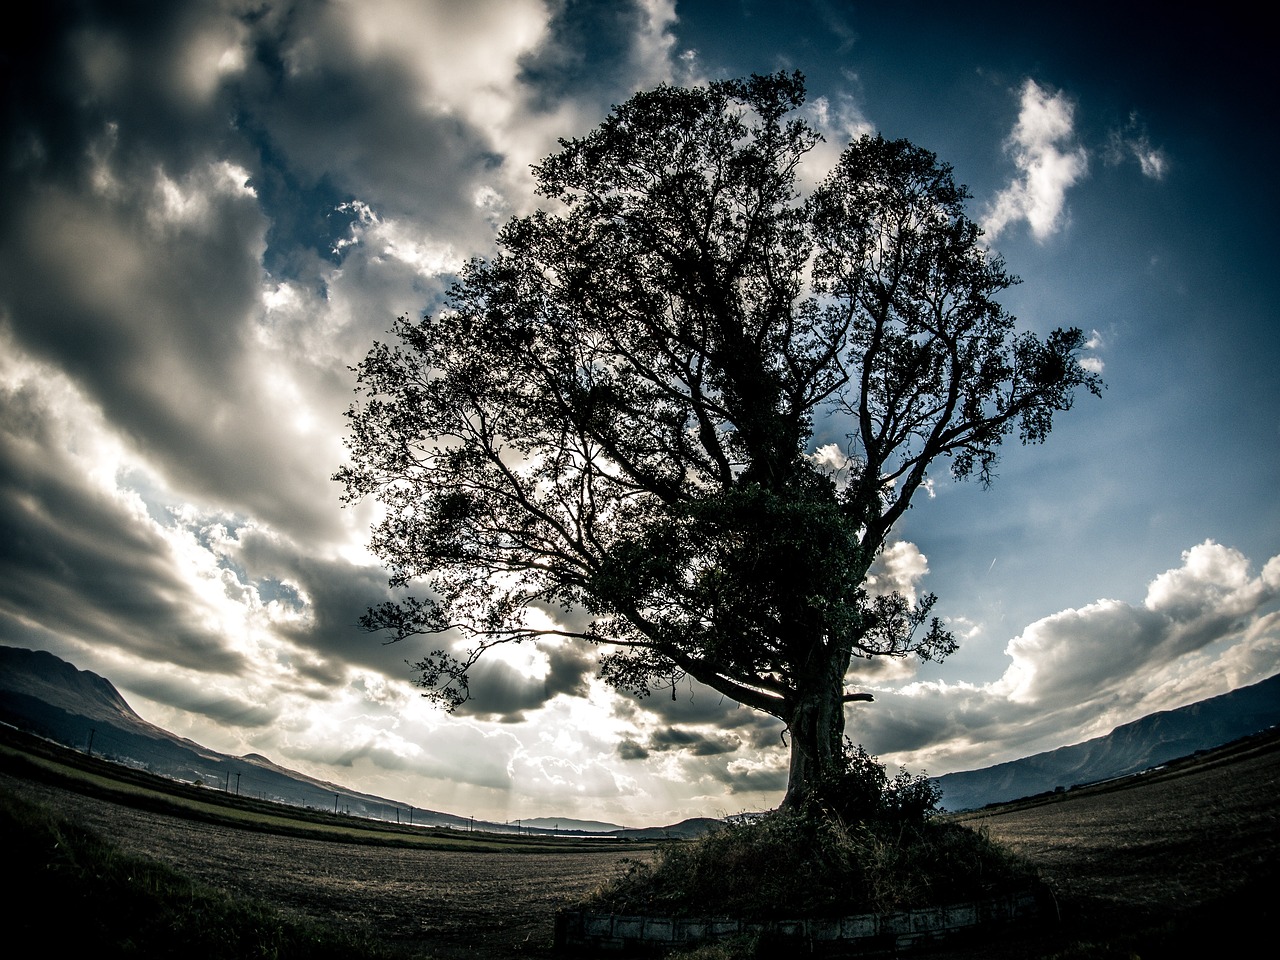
[933,671,1280,810]
[0,645,662,833]
[4,644,1278,821]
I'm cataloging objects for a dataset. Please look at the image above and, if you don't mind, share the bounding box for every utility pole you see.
[334,793,339,813]
[234,772,241,796]
[85,728,95,758]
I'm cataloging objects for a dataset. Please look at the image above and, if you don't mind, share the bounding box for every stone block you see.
[911,906,945,932]
[612,915,644,939]
[642,917,675,942]
[879,911,911,935]
[583,913,614,937]
[674,919,707,942]
[809,918,842,941]
[945,903,978,928]
[708,919,742,938]
[841,914,878,938]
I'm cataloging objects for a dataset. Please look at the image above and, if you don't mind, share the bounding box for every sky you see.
[1,1,1277,827]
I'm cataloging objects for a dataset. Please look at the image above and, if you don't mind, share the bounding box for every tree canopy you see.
[336,72,1101,809]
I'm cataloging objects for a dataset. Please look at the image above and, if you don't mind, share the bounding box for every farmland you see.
[3,726,1277,957]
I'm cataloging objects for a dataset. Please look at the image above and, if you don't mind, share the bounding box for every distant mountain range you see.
[934,672,1280,810]
[0,645,709,837]
[3,645,1278,821]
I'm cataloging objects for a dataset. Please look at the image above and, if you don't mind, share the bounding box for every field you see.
[3,727,1278,958]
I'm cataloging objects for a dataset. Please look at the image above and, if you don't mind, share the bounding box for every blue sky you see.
[1,1,1276,825]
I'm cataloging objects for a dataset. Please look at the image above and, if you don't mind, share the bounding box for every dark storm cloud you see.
[616,738,649,760]
[518,0,669,111]
[228,525,398,671]
[247,10,503,244]
[123,673,280,728]
[706,760,788,796]
[2,3,250,197]
[452,640,596,722]
[619,675,786,739]
[0,0,541,555]
[227,518,601,717]
[647,726,740,756]
[0,1,336,537]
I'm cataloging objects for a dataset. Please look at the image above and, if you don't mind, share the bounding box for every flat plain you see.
[3,727,1277,958]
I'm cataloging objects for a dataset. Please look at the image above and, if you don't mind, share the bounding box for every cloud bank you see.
[863,542,1280,775]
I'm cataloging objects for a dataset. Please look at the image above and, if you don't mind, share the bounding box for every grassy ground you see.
[4,725,1276,958]
[2,787,398,959]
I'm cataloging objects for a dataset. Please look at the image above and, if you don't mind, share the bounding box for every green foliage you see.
[799,741,945,825]
[585,746,1033,920]
[1,788,393,959]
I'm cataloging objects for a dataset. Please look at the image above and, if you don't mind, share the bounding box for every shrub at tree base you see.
[584,745,1035,920]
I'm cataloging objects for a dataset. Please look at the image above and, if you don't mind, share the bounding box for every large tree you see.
[337,72,1100,811]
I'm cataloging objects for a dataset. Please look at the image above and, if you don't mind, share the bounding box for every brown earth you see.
[4,728,1279,958]
[935,729,1280,958]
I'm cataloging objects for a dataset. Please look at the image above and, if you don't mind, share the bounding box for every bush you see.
[584,743,1034,920]
[801,741,945,826]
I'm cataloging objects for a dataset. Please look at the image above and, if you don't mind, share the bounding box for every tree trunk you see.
[779,675,847,811]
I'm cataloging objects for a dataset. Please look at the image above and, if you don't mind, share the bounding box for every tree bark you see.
[779,671,848,811]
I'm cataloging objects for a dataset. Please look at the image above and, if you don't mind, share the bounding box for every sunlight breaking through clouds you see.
[1,2,1274,827]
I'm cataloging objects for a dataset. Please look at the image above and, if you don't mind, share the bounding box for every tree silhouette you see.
[336,72,1101,809]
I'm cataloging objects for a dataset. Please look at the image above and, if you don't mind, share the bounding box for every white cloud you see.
[871,542,1280,774]
[150,160,256,228]
[983,79,1089,242]
[1079,328,1105,373]
[801,91,874,187]
[330,199,462,277]
[1106,112,1168,180]
[631,0,681,88]
[1145,541,1278,621]
[867,541,931,605]
[807,441,851,477]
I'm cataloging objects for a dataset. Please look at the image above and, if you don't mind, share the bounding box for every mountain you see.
[0,645,710,837]
[0,645,471,827]
[520,817,626,833]
[6,644,1279,826]
[612,817,724,840]
[934,672,1280,811]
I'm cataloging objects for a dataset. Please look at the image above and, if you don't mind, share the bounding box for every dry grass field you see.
[3,727,1277,958]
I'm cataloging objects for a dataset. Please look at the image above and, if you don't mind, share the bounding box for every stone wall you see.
[554,886,1046,955]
